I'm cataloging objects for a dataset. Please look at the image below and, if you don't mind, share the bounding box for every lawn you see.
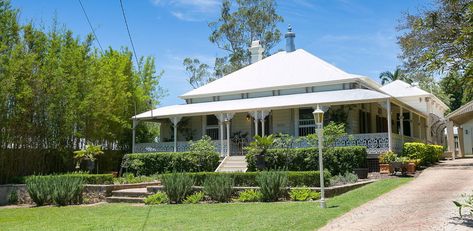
[0,178,412,231]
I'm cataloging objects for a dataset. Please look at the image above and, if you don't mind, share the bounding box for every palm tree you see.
[379,68,410,85]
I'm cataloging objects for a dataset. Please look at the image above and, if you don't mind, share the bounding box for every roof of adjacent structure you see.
[446,100,473,124]
[180,49,364,99]
[135,89,390,120]
[380,80,449,109]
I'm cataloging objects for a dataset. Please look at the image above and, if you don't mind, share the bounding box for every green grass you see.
[0,178,411,231]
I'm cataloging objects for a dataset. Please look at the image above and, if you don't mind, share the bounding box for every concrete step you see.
[221,162,247,167]
[106,196,145,203]
[218,167,247,172]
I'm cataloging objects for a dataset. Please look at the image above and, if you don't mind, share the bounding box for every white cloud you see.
[151,0,221,21]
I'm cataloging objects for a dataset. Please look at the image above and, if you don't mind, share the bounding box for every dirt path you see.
[320,158,473,231]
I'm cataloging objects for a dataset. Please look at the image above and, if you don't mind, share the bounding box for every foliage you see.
[304,122,347,147]
[166,171,330,187]
[25,175,84,206]
[329,173,358,186]
[113,173,158,184]
[63,173,113,185]
[379,68,410,85]
[246,146,367,176]
[237,189,262,202]
[289,187,320,201]
[144,192,169,205]
[398,0,473,109]
[183,58,214,89]
[73,144,104,170]
[454,191,473,218]
[7,190,18,205]
[203,175,234,202]
[379,151,397,164]
[161,172,194,204]
[188,135,219,157]
[246,135,275,156]
[208,0,284,75]
[121,151,220,176]
[183,191,205,204]
[256,171,288,202]
[402,142,442,166]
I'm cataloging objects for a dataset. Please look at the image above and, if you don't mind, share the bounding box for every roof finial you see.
[285,25,296,52]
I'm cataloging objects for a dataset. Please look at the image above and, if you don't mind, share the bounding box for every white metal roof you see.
[380,80,449,110]
[135,89,390,120]
[180,49,363,99]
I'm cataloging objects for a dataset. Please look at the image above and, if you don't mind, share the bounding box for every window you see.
[205,115,219,140]
[359,110,371,133]
[298,108,315,136]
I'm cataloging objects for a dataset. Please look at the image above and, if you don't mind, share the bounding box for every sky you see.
[11,0,433,107]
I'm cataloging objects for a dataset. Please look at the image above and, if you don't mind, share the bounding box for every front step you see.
[216,156,248,172]
[106,196,145,203]
[106,188,150,203]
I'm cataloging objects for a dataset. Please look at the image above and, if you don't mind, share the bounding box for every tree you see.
[209,0,283,75]
[398,0,473,108]
[183,58,214,89]
[379,68,412,85]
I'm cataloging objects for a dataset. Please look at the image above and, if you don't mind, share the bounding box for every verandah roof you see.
[134,89,390,120]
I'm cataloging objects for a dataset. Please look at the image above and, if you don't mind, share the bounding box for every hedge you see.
[246,146,367,176]
[403,142,443,166]
[160,171,332,187]
[0,149,125,184]
[63,173,114,184]
[121,151,220,176]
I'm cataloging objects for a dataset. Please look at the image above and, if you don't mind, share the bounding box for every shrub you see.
[379,151,397,164]
[237,189,262,202]
[50,176,85,206]
[121,151,219,176]
[246,146,367,176]
[183,191,205,204]
[329,172,358,186]
[144,192,169,205]
[160,171,330,187]
[188,135,218,156]
[203,175,234,202]
[64,173,113,184]
[26,175,85,206]
[7,190,18,205]
[256,171,288,202]
[403,142,443,166]
[114,173,158,184]
[289,187,320,201]
[161,172,194,203]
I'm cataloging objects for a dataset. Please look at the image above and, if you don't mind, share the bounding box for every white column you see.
[226,120,231,156]
[215,113,225,156]
[171,116,181,152]
[426,98,432,143]
[458,127,464,157]
[447,120,455,160]
[253,111,259,137]
[387,99,393,151]
[400,106,404,144]
[132,119,137,153]
[261,116,265,137]
[418,114,422,139]
[409,112,414,137]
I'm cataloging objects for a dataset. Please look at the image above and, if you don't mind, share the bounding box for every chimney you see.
[249,40,264,64]
[285,25,296,52]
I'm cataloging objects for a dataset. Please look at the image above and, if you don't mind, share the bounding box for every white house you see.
[132,27,448,170]
[446,100,473,158]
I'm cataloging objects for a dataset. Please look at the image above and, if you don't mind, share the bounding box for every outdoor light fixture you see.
[312,104,326,208]
[246,114,251,121]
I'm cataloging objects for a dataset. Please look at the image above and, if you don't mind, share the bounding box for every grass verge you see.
[0,178,412,231]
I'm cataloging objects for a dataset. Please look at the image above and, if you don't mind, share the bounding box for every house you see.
[446,100,473,158]
[132,26,448,171]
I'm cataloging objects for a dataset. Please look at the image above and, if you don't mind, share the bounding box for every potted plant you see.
[379,151,397,174]
[407,159,420,174]
[73,144,104,173]
[391,156,409,175]
[247,135,274,170]
[353,156,368,179]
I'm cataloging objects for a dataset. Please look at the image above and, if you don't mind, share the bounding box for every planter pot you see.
[255,154,266,170]
[391,162,408,175]
[379,164,390,174]
[353,168,368,179]
[407,162,416,174]
[87,160,95,173]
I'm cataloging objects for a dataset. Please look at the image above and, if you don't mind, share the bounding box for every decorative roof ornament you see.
[285,25,296,52]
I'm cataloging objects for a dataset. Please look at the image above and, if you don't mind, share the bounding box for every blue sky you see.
[11,0,431,106]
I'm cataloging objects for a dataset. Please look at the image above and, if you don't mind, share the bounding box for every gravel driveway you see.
[320,158,473,231]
